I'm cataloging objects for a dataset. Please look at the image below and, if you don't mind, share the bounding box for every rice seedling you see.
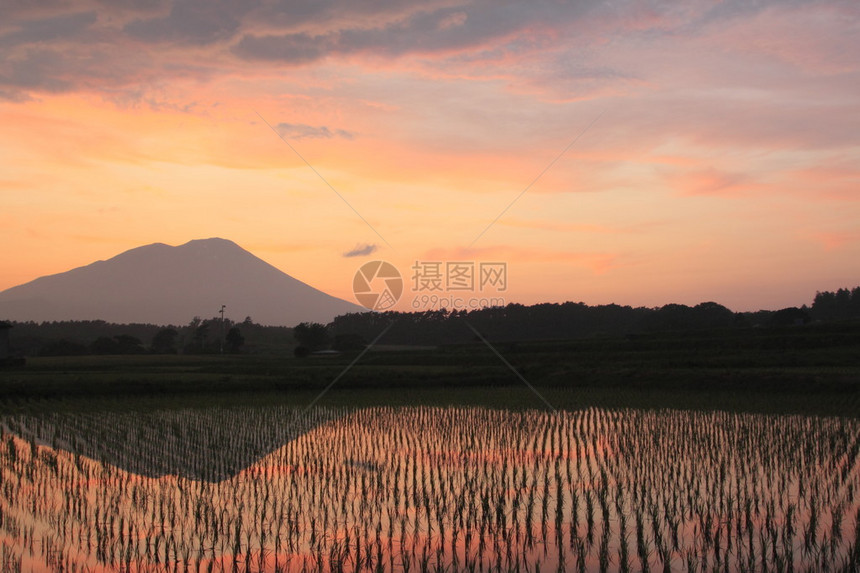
[0,404,858,571]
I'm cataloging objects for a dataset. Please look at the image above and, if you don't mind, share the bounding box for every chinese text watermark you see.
[354,260,508,311]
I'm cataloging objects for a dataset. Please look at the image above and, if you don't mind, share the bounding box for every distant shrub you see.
[39,339,89,357]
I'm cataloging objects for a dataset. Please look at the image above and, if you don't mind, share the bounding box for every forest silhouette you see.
[2,286,858,356]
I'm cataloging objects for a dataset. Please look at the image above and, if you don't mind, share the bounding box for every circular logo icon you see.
[353,260,403,311]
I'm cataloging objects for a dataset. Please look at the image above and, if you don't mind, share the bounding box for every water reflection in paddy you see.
[1,405,858,572]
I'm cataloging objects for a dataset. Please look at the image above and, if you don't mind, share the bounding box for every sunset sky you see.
[1,0,858,314]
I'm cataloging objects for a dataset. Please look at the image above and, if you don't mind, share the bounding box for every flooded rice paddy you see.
[1,405,859,572]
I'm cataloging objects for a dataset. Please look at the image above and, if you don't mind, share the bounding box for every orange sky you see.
[1,1,858,313]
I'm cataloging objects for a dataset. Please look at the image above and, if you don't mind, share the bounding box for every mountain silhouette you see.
[0,238,364,326]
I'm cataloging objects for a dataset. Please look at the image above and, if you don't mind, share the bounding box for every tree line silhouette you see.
[6,316,293,357]
[811,287,860,321]
[324,286,860,347]
[2,286,858,356]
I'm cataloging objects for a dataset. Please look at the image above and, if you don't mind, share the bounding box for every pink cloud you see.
[668,167,764,198]
[805,231,860,251]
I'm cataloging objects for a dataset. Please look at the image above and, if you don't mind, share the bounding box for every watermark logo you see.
[353,260,404,310]
[354,260,507,311]
[410,260,507,310]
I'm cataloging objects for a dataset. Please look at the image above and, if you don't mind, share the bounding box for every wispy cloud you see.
[276,122,354,140]
[343,243,378,258]
[669,167,759,198]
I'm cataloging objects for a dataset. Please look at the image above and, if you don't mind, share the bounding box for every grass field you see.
[1,322,858,417]
[0,332,860,416]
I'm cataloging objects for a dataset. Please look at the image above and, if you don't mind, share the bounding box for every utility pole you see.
[219,305,226,354]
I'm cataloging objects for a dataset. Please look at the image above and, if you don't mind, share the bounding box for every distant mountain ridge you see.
[0,238,364,326]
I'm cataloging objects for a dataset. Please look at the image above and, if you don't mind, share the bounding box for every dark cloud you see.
[0,9,114,99]
[246,0,336,27]
[93,0,166,10]
[233,32,332,64]
[124,0,255,45]
[276,122,353,140]
[233,2,599,63]
[338,5,556,57]
[343,243,378,258]
[695,0,820,27]
[0,49,74,93]
[0,88,32,102]
[245,0,453,32]
[0,11,97,49]
[0,43,171,101]
[0,0,855,104]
